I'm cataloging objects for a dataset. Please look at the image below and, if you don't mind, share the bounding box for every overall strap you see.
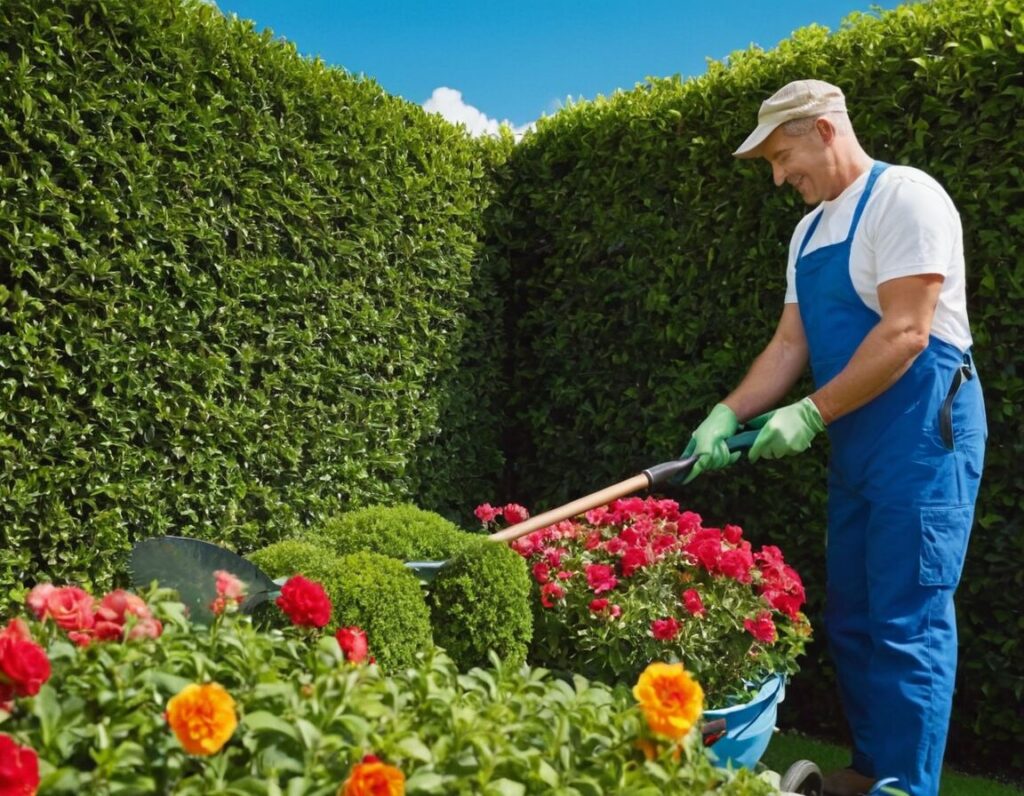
[845,161,888,242]
[796,209,824,261]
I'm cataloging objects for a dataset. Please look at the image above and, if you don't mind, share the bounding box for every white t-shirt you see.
[784,164,973,352]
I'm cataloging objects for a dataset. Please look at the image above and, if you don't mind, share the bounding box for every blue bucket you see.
[704,674,786,770]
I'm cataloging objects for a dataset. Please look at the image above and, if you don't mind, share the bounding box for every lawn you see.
[761,731,1024,796]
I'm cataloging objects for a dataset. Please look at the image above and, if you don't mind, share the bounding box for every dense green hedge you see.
[0,0,507,610]
[491,0,1024,774]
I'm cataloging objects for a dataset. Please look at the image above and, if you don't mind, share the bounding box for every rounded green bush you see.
[309,503,471,561]
[328,551,434,672]
[247,540,338,580]
[428,538,533,670]
[247,542,433,671]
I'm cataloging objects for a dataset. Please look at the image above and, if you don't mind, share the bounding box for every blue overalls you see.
[794,162,987,796]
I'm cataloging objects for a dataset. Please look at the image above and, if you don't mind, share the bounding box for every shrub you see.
[427,538,533,670]
[309,503,470,561]
[1,586,775,794]
[248,542,433,670]
[486,497,810,704]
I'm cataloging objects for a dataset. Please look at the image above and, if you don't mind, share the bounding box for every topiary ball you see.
[308,503,470,561]
[327,551,434,671]
[247,542,433,671]
[428,538,533,671]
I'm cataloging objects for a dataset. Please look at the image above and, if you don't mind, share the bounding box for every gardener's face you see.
[760,121,835,205]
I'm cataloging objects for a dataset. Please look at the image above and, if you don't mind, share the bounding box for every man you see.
[682,80,986,796]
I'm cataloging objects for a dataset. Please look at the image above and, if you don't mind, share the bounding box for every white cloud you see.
[423,87,532,140]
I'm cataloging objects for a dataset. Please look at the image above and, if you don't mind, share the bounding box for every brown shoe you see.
[823,767,876,796]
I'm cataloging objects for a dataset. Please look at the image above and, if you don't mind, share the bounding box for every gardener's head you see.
[734,79,867,204]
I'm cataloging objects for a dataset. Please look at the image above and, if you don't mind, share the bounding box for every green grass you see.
[761,731,1024,796]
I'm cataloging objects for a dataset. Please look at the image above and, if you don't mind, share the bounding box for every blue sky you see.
[211,0,903,134]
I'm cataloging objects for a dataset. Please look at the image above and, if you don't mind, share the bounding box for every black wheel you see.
[779,759,824,796]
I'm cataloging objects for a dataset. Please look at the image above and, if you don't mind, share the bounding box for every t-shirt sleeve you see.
[867,177,959,285]
[784,218,805,304]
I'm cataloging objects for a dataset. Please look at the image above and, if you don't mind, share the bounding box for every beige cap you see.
[733,79,847,158]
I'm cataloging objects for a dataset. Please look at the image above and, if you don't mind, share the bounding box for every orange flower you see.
[166,682,237,756]
[340,754,405,796]
[632,662,703,740]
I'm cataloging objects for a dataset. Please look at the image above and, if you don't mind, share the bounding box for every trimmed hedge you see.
[491,0,1024,774]
[0,0,507,612]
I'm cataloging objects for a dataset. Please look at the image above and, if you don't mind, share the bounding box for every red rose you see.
[539,582,565,609]
[531,562,551,584]
[681,588,706,617]
[718,546,754,583]
[0,620,51,699]
[0,733,39,796]
[744,611,778,644]
[335,626,369,664]
[723,524,744,545]
[276,576,332,628]
[502,504,530,524]
[685,528,723,573]
[620,546,652,578]
[585,564,618,594]
[589,598,609,614]
[651,617,681,641]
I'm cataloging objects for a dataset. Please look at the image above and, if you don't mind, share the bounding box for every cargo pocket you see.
[918,505,974,587]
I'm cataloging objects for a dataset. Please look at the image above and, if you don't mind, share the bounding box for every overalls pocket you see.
[938,355,975,449]
[918,505,974,587]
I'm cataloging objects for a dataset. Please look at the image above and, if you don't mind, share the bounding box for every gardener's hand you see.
[679,403,740,483]
[747,397,826,462]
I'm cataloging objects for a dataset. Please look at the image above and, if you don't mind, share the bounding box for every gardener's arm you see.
[721,303,809,423]
[809,273,943,424]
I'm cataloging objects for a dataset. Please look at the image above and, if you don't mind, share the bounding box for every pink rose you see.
[474,503,501,524]
[34,586,95,632]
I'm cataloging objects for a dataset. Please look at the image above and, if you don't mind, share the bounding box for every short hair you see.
[780,111,852,137]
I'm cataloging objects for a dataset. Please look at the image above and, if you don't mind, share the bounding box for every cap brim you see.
[732,122,778,159]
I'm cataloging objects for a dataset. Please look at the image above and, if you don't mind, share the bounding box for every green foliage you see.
[308,503,471,561]
[490,0,1024,773]
[427,538,533,671]
[248,542,433,671]
[0,0,505,615]
[2,591,775,795]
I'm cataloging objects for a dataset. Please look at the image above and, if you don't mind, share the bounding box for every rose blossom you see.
[474,503,501,524]
[276,576,332,628]
[502,504,530,524]
[744,610,778,644]
[0,733,40,796]
[0,619,51,700]
[539,582,565,608]
[585,564,618,594]
[681,588,706,617]
[651,617,681,641]
[336,626,369,664]
[28,585,94,633]
[531,562,551,584]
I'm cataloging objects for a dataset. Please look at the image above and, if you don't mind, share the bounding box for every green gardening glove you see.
[679,403,740,483]
[747,397,826,462]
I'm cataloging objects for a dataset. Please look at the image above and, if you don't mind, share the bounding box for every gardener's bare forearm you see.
[722,304,808,423]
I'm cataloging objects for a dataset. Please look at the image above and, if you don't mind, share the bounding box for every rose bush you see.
[0,578,776,794]
[483,496,811,703]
